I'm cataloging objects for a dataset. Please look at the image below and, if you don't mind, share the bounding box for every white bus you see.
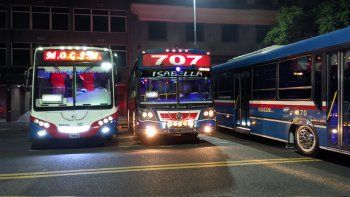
[28,46,117,148]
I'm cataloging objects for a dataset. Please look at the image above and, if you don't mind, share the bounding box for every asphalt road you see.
[1,123,350,196]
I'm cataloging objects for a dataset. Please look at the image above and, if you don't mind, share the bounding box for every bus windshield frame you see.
[138,70,212,105]
[33,48,114,111]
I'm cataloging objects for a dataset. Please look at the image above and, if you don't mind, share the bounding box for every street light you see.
[193,0,197,48]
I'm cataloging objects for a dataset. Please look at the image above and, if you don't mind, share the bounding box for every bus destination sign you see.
[43,50,103,62]
[143,53,210,67]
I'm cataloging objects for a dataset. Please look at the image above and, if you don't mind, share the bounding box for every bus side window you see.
[314,54,323,109]
[218,72,233,100]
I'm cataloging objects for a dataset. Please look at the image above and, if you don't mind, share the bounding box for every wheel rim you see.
[297,127,316,153]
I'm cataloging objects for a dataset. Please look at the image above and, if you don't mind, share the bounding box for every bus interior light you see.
[145,91,159,98]
[101,62,112,70]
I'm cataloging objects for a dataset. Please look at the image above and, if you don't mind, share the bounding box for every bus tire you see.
[294,125,319,156]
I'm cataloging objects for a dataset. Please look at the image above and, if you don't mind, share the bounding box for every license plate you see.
[69,134,80,138]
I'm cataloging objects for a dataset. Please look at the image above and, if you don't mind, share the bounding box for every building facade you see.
[0,0,289,121]
[129,0,280,66]
[0,0,130,121]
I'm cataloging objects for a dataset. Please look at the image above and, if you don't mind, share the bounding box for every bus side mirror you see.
[25,67,33,92]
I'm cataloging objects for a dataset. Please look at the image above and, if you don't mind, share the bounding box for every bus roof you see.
[212,26,350,73]
[34,46,112,53]
[141,48,209,55]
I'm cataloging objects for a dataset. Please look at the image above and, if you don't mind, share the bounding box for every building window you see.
[0,43,6,66]
[222,25,239,42]
[32,6,50,30]
[51,7,69,30]
[148,22,167,40]
[0,6,6,29]
[253,63,276,99]
[12,5,30,29]
[111,45,127,68]
[256,25,271,43]
[12,43,31,67]
[110,10,126,32]
[74,8,91,31]
[93,10,108,32]
[186,23,204,42]
[279,56,312,99]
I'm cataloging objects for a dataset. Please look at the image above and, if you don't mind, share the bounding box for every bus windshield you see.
[179,77,211,102]
[34,64,112,109]
[139,76,211,103]
[139,77,177,103]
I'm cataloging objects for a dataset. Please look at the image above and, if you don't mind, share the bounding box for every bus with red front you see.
[29,46,117,148]
[128,48,215,140]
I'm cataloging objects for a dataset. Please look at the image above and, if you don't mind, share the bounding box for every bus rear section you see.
[129,48,215,140]
[29,47,118,147]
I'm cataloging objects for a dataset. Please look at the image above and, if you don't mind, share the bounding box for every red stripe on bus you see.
[249,103,317,110]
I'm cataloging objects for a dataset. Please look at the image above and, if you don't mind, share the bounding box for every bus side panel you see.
[250,106,289,140]
[316,127,328,147]
[215,101,235,128]
[250,101,327,142]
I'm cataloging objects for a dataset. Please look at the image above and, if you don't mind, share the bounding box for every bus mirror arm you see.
[24,67,33,92]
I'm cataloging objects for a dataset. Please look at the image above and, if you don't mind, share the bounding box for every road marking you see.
[0,157,319,180]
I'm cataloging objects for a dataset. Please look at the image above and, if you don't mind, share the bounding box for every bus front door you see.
[328,50,350,150]
[341,50,350,150]
[235,70,251,130]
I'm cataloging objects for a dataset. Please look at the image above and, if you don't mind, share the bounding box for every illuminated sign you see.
[143,53,210,67]
[43,50,103,61]
[152,71,203,77]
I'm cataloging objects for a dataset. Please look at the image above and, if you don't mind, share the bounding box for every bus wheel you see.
[295,125,319,155]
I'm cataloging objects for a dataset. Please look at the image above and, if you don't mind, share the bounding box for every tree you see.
[263,6,314,45]
[264,0,350,45]
[314,0,350,34]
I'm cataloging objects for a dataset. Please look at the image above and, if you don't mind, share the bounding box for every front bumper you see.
[136,119,216,135]
[29,121,118,140]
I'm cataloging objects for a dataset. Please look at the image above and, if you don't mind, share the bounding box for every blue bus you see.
[128,48,215,141]
[212,27,350,155]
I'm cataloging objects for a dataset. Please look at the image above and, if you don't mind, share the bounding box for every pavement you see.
[0,123,350,196]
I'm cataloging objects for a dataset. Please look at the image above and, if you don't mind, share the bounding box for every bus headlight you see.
[101,127,110,134]
[43,122,50,128]
[204,111,209,117]
[208,110,214,117]
[37,130,47,137]
[203,109,215,118]
[139,109,155,120]
[145,126,157,138]
[142,112,148,118]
